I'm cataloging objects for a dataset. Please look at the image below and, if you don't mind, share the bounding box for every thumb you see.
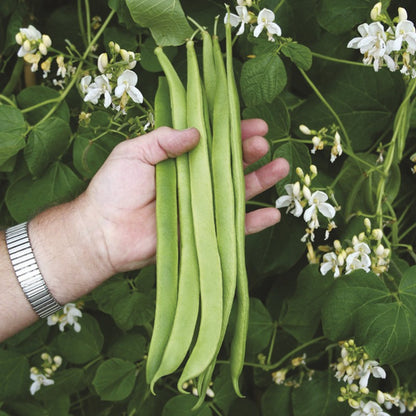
[129,126,200,165]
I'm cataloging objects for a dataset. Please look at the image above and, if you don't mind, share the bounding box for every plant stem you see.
[1,59,24,96]
[311,52,369,67]
[273,0,286,14]
[77,0,88,49]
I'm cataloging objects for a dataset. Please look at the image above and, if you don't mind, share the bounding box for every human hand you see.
[81,118,289,277]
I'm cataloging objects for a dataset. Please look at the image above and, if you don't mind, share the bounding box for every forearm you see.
[0,194,111,342]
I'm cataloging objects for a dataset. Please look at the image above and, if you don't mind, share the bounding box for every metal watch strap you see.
[5,222,62,318]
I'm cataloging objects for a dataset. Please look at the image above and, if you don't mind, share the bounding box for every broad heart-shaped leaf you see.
[0,132,26,166]
[280,265,334,343]
[73,132,121,179]
[292,65,404,152]
[57,314,104,364]
[125,0,192,46]
[246,213,305,278]
[25,117,71,177]
[162,395,212,416]
[0,350,30,400]
[356,302,416,364]
[281,42,312,70]
[317,0,374,34]
[112,290,155,330]
[93,358,137,401]
[273,142,311,196]
[0,106,26,165]
[292,371,350,416]
[240,53,287,107]
[36,368,86,398]
[16,85,70,124]
[92,274,131,314]
[399,266,416,315]
[246,298,274,355]
[243,97,290,141]
[5,162,85,222]
[321,270,391,341]
[261,384,292,416]
[107,332,147,362]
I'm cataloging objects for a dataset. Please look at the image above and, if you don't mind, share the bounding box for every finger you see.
[121,127,200,165]
[245,157,290,200]
[245,208,281,235]
[242,135,270,168]
[241,119,268,140]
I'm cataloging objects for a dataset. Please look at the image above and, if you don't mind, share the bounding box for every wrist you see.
[29,193,113,305]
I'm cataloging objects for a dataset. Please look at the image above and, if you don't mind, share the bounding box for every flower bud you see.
[15,32,23,45]
[370,2,382,21]
[23,39,32,51]
[41,353,51,361]
[398,7,408,22]
[375,244,384,256]
[364,217,371,230]
[97,52,108,73]
[348,398,360,409]
[44,367,53,376]
[304,174,311,187]
[38,42,48,55]
[128,60,137,69]
[377,390,385,404]
[310,164,317,176]
[293,181,301,196]
[114,42,121,53]
[360,386,369,394]
[53,356,63,366]
[302,185,311,201]
[358,232,365,241]
[350,383,359,393]
[299,124,311,135]
[120,48,129,62]
[296,167,304,178]
[42,34,52,48]
[371,228,383,240]
[334,131,341,143]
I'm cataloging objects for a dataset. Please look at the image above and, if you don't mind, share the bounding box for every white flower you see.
[224,6,251,36]
[320,252,341,277]
[358,360,386,388]
[56,56,67,78]
[97,52,108,73]
[351,400,390,416]
[303,191,336,223]
[345,251,372,274]
[330,132,342,163]
[17,25,42,57]
[84,74,112,108]
[253,8,282,42]
[47,302,83,332]
[275,182,303,217]
[80,75,92,94]
[29,370,54,395]
[347,22,396,72]
[311,136,323,154]
[387,20,416,55]
[114,69,144,104]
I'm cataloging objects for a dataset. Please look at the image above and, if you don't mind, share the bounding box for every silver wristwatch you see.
[5,222,62,318]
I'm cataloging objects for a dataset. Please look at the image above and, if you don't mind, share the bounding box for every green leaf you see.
[0,105,26,165]
[399,266,416,315]
[73,133,121,179]
[139,36,177,72]
[92,275,131,314]
[293,66,404,151]
[103,25,139,51]
[292,371,350,416]
[243,97,290,141]
[112,290,155,330]
[246,298,274,354]
[162,395,212,416]
[25,117,71,177]
[228,398,259,416]
[4,402,48,416]
[211,365,236,415]
[240,53,287,106]
[125,0,193,46]
[317,0,373,34]
[273,142,311,196]
[37,369,86,397]
[107,332,146,362]
[16,86,70,125]
[0,132,26,166]
[5,162,85,222]
[0,350,29,400]
[261,384,292,416]
[321,270,391,341]
[280,265,334,343]
[281,42,312,70]
[93,358,137,401]
[57,314,104,364]
[246,214,305,278]
[356,302,416,364]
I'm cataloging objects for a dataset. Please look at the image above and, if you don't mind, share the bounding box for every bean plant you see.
[0,0,416,415]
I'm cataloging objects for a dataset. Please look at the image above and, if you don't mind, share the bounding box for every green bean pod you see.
[149,47,200,392]
[225,20,250,397]
[202,30,216,120]
[194,33,238,407]
[177,39,223,391]
[146,77,179,386]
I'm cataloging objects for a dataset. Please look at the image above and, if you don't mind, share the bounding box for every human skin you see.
[0,119,289,341]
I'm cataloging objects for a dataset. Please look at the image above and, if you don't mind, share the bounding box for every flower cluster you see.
[80,41,143,112]
[181,379,215,398]
[318,218,390,278]
[270,353,314,388]
[225,1,282,42]
[348,4,416,77]
[333,340,416,415]
[29,353,62,395]
[275,165,338,243]
[299,124,343,163]
[47,302,83,332]
[15,25,52,72]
